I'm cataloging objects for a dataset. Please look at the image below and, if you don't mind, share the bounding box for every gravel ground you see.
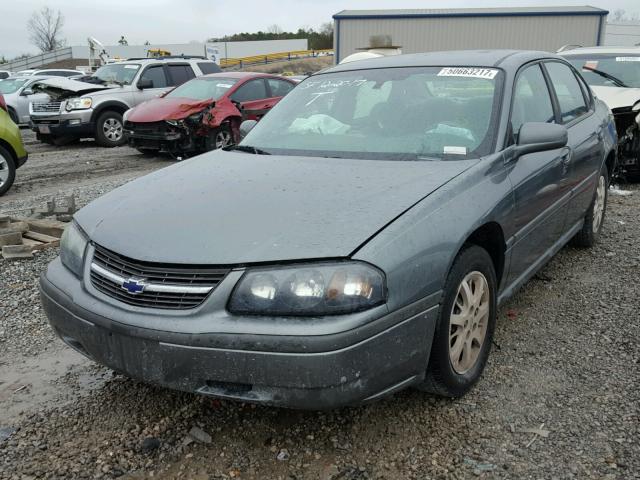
[0,133,638,479]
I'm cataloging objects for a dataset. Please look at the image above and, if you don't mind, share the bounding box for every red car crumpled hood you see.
[126,97,214,122]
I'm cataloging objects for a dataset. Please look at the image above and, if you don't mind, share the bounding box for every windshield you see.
[93,63,141,85]
[240,66,503,160]
[166,77,238,101]
[565,54,640,88]
[0,78,29,94]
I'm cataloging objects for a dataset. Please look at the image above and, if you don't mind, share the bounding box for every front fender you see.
[353,155,513,313]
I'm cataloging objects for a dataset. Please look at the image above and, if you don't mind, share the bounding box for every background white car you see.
[561,46,640,181]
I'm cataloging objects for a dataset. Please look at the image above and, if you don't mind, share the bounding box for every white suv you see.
[560,46,640,181]
[29,57,221,147]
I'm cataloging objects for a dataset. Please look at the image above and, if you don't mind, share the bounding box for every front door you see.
[133,64,171,105]
[230,79,272,120]
[543,61,604,228]
[505,62,571,286]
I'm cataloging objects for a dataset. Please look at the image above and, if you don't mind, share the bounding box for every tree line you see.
[208,23,334,50]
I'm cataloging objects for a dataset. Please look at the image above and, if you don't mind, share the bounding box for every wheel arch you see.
[458,221,507,288]
[0,138,17,162]
[604,148,616,184]
[90,101,130,124]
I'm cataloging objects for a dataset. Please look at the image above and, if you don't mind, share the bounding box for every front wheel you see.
[0,146,17,196]
[208,125,233,151]
[95,111,126,147]
[418,245,497,397]
[571,167,608,248]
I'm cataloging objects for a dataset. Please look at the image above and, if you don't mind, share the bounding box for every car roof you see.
[560,46,640,56]
[324,49,564,74]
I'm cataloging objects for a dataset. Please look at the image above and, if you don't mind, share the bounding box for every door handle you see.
[559,147,572,165]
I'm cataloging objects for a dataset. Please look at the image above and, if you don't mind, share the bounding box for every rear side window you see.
[198,62,221,75]
[267,78,295,98]
[140,65,168,88]
[511,64,555,139]
[168,65,195,86]
[231,79,267,102]
[545,62,588,123]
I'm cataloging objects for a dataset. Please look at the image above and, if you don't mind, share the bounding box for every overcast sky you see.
[2,0,639,59]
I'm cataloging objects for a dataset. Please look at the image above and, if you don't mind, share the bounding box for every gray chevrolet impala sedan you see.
[41,50,616,409]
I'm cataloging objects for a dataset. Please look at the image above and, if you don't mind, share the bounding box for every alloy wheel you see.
[215,130,232,149]
[449,271,490,374]
[103,118,123,142]
[592,175,606,233]
[0,153,9,187]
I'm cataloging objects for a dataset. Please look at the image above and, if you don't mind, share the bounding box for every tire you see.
[37,134,55,145]
[208,125,233,151]
[0,145,17,197]
[570,166,608,248]
[419,245,497,397]
[95,111,126,147]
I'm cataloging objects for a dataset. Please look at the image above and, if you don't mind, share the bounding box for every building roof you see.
[560,46,640,56]
[325,50,562,74]
[333,6,608,19]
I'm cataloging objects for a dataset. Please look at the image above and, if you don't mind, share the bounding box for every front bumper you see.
[40,258,438,409]
[30,109,94,138]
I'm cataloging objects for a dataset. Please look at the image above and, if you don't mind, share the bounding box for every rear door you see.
[505,62,571,286]
[265,78,296,110]
[230,79,271,120]
[543,61,604,228]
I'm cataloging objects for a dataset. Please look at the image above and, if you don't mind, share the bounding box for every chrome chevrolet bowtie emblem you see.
[121,278,147,294]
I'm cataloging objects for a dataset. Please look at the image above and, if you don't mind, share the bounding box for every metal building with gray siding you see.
[333,6,608,63]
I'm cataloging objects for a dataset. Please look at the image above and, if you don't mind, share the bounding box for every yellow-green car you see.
[0,95,28,196]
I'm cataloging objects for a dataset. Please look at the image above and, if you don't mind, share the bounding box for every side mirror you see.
[137,78,153,90]
[239,120,257,140]
[21,88,34,96]
[513,122,568,157]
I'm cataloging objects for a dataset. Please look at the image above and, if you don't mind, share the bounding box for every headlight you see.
[60,222,88,277]
[228,262,386,316]
[65,97,92,111]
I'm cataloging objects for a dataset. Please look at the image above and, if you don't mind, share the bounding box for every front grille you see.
[90,243,230,309]
[124,121,168,135]
[31,102,62,113]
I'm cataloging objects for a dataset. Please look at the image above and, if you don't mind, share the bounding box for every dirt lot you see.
[0,130,639,480]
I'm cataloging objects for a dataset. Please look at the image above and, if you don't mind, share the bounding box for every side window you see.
[140,65,168,88]
[231,79,267,102]
[267,79,295,98]
[168,65,195,86]
[545,62,588,123]
[511,64,555,139]
[198,62,221,74]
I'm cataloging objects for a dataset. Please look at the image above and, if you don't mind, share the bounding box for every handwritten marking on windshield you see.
[305,91,336,106]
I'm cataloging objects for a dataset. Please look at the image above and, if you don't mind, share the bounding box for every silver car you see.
[0,76,53,125]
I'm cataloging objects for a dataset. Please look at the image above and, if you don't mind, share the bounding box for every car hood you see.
[592,85,640,110]
[126,97,215,122]
[32,77,113,100]
[75,150,478,265]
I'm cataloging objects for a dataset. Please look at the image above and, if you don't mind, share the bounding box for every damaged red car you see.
[123,72,296,156]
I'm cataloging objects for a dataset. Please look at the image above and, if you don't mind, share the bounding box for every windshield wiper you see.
[229,145,271,155]
[582,66,629,88]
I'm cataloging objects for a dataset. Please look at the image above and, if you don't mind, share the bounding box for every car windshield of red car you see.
[166,77,239,101]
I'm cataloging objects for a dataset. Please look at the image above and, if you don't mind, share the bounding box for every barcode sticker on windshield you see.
[437,67,498,79]
[444,146,467,155]
[616,57,640,62]
[124,65,139,69]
